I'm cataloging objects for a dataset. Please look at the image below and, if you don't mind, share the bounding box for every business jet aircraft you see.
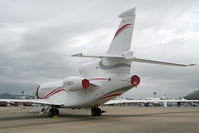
[0,7,195,117]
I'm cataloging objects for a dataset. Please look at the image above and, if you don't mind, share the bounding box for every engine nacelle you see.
[62,76,90,92]
[131,75,140,86]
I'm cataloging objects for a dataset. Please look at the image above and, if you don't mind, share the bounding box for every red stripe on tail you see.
[114,24,131,38]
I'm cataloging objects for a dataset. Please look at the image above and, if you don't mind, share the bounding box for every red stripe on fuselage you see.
[43,86,70,99]
[43,86,62,99]
[97,93,122,101]
[102,93,122,99]
[48,89,69,98]
[89,78,109,81]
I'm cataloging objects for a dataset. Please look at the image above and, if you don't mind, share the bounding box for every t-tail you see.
[101,8,136,74]
[107,8,136,55]
[72,7,195,76]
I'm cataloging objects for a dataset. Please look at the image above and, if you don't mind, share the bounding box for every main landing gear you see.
[91,107,105,116]
[48,106,59,118]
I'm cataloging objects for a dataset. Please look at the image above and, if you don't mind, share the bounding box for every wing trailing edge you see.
[72,53,195,67]
[0,99,64,106]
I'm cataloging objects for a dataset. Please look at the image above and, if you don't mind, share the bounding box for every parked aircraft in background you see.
[105,98,199,107]
[184,90,199,100]
[0,7,195,117]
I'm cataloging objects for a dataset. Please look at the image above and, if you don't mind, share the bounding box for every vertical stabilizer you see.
[107,8,136,55]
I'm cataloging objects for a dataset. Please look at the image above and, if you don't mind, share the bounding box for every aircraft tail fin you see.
[107,8,136,55]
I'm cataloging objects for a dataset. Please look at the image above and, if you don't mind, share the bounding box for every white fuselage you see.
[36,60,134,108]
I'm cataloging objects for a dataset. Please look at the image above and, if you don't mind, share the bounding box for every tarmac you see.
[0,106,199,133]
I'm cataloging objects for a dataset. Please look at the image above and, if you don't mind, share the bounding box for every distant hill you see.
[0,93,15,99]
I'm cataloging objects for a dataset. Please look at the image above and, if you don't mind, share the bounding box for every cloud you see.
[0,0,198,99]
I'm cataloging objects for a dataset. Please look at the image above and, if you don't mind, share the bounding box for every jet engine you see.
[130,75,140,86]
[62,76,90,92]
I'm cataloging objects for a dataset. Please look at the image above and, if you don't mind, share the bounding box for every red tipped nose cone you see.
[82,79,90,89]
[131,75,140,86]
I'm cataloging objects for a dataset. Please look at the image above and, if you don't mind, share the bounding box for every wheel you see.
[91,107,101,117]
[48,107,59,117]
[96,107,101,116]
[55,108,59,115]
[91,108,95,116]
[48,108,54,117]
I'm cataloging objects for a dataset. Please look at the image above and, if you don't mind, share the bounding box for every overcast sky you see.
[0,0,198,99]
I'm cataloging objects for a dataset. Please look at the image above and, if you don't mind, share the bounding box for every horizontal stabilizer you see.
[126,57,196,67]
[72,53,195,67]
[72,53,123,59]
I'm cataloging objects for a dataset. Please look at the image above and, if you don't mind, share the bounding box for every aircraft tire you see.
[91,108,95,116]
[91,107,101,116]
[96,107,101,116]
[48,107,59,117]
[55,108,59,115]
[48,108,54,117]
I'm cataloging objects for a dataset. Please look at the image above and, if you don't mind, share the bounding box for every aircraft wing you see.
[72,53,195,67]
[0,99,64,106]
[104,99,199,105]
